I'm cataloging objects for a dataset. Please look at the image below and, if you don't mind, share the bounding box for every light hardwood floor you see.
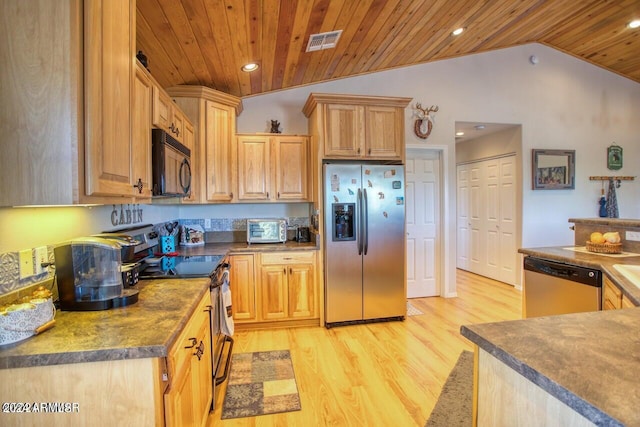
[208,270,522,426]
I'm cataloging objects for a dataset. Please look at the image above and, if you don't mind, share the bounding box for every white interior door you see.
[456,155,517,285]
[456,165,470,270]
[497,157,517,284]
[406,150,440,297]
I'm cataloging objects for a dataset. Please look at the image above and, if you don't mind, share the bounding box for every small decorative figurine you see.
[270,120,282,134]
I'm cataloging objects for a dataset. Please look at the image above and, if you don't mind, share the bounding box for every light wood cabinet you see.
[1,0,82,205]
[603,277,623,310]
[131,62,153,198]
[164,291,212,427]
[303,93,411,162]
[236,134,310,202]
[231,251,318,328]
[84,0,138,198]
[153,85,186,144]
[275,136,309,200]
[1,0,160,205]
[237,135,271,200]
[604,276,638,309]
[229,254,258,323]
[259,251,316,321]
[622,295,636,308]
[167,86,243,203]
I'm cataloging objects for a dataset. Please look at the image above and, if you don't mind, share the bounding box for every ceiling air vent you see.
[305,30,343,52]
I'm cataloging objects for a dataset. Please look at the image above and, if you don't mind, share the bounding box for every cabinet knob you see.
[357,148,361,154]
[267,192,270,198]
[283,268,286,274]
[133,178,144,193]
[368,148,371,154]
[289,267,293,275]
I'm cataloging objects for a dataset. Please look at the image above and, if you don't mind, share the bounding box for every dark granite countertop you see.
[0,242,318,370]
[518,246,640,305]
[0,278,210,369]
[461,308,640,426]
[178,240,318,256]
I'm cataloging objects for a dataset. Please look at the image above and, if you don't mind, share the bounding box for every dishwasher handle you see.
[524,257,601,287]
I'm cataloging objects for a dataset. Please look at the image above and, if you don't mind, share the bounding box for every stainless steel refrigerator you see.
[323,163,406,326]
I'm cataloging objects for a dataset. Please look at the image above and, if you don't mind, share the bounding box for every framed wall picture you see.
[532,149,575,190]
[607,144,623,170]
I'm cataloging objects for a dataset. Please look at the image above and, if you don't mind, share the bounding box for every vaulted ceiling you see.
[136,0,640,98]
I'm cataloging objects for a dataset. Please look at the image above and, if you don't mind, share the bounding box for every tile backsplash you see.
[0,215,310,300]
[0,247,55,304]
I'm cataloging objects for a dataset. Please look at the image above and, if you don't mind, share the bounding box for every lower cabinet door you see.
[260,265,288,320]
[164,361,196,426]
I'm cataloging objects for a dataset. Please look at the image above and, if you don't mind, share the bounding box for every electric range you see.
[139,255,225,279]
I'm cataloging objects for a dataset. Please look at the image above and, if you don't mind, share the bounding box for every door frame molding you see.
[406,144,455,297]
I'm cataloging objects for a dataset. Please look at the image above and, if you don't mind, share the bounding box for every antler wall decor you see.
[413,103,439,139]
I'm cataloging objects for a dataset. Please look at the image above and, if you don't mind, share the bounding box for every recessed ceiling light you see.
[474,125,486,130]
[629,19,640,29]
[241,63,259,72]
[452,27,465,36]
[456,131,465,136]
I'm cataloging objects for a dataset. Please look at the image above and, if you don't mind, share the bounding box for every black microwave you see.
[151,129,192,197]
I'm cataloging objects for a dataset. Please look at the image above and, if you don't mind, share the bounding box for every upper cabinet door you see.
[131,64,153,199]
[84,0,135,197]
[323,104,363,157]
[205,101,234,202]
[237,135,270,200]
[365,105,403,158]
[274,136,309,201]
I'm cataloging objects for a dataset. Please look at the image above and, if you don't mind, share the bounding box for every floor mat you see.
[407,301,424,316]
[425,350,473,426]
[221,349,301,419]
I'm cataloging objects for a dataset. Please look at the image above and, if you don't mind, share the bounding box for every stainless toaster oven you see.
[246,219,287,243]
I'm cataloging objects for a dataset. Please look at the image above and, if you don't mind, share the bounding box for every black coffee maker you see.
[54,237,139,311]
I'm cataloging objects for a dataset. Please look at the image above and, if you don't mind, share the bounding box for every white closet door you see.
[456,165,470,270]
[497,157,517,284]
[469,163,483,275]
[484,159,501,279]
[456,155,517,286]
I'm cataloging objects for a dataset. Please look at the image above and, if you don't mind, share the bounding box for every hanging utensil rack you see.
[589,176,635,181]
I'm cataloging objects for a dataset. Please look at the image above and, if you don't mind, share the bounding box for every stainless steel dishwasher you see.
[523,257,602,318]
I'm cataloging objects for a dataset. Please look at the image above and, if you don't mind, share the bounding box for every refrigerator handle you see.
[363,188,369,255]
[357,188,363,255]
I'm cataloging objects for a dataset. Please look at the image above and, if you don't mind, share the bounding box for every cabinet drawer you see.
[167,292,210,381]
[261,251,315,265]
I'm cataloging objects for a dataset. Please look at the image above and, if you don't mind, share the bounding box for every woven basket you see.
[585,241,622,254]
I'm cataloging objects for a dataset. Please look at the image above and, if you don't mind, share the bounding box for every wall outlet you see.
[34,246,48,275]
[204,218,211,229]
[626,231,640,242]
[19,249,34,279]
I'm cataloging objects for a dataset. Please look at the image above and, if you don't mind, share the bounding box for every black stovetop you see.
[138,255,224,279]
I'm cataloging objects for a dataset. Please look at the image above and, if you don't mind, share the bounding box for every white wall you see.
[237,43,640,295]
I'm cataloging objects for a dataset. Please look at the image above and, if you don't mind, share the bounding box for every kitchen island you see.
[461,242,640,426]
[461,308,639,426]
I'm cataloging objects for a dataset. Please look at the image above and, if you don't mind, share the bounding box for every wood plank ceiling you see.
[136,0,640,98]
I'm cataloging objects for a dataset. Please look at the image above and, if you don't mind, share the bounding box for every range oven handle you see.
[215,336,234,386]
